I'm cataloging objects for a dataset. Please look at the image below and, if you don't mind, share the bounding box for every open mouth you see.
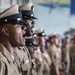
[23,34,26,37]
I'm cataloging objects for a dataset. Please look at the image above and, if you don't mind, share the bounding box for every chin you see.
[19,42,25,46]
[21,43,26,46]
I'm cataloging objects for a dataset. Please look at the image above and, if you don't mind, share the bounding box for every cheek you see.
[16,28,22,33]
[14,28,22,39]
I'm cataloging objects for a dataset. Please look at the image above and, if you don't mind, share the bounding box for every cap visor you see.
[31,16,38,19]
[18,20,28,26]
[23,16,38,20]
[9,19,28,26]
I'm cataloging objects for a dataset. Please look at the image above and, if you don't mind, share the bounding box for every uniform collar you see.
[18,46,28,52]
[18,46,25,50]
[0,43,14,63]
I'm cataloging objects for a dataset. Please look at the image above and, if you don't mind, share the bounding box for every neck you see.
[0,41,16,55]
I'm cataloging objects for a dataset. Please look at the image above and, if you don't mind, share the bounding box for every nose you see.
[32,20,35,25]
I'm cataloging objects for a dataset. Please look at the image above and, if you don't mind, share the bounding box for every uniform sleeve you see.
[48,48,56,64]
[0,61,6,75]
[47,48,52,58]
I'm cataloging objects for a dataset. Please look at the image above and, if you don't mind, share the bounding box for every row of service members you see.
[1,1,75,75]
[33,29,75,75]
[48,34,75,75]
[0,3,32,75]
[62,35,75,75]
[0,1,52,75]
[20,3,75,75]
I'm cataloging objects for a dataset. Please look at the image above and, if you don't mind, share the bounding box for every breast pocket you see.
[21,59,29,71]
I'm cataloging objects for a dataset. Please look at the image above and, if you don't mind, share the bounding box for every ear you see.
[2,27,9,36]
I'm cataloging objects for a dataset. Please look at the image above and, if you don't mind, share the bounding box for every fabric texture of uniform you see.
[0,44,19,75]
[14,46,32,75]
